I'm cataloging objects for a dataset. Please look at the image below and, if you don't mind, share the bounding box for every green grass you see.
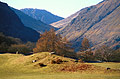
[0,52,120,79]
[1,73,120,79]
[87,62,120,70]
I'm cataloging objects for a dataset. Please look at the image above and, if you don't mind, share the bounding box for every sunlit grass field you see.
[0,52,120,79]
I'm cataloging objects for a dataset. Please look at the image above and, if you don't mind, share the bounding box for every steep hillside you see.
[20,8,64,24]
[11,8,57,33]
[0,2,39,42]
[57,0,120,50]
[51,10,80,28]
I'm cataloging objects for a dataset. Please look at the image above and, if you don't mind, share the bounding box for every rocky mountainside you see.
[51,10,80,28]
[0,2,39,42]
[57,0,120,51]
[20,8,64,24]
[11,8,57,33]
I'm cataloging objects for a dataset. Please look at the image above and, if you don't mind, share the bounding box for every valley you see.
[0,0,120,79]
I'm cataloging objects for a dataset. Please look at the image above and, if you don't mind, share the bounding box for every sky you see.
[1,0,103,18]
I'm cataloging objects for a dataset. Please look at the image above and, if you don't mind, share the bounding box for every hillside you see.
[0,2,39,42]
[0,52,96,73]
[11,8,57,33]
[0,52,120,79]
[20,8,64,24]
[0,52,116,72]
[51,10,80,28]
[57,0,120,50]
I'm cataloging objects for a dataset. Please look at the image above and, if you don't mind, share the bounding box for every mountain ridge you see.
[11,8,57,33]
[0,2,39,42]
[57,0,120,51]
[51,10,81,28]
[20,8,64,24]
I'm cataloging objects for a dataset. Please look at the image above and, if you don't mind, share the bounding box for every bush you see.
[56,59,63,64]
[51,60,56,64]
[51,59,63,64]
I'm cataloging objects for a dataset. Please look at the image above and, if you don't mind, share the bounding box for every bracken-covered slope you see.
[51,10,80,28]
[57,0,120,50]
[0,2,39,42]
[11,8,57,33]
[20,8,64,24]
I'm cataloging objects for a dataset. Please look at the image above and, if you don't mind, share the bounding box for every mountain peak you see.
[20,8,64,24]
[11,8,57,34]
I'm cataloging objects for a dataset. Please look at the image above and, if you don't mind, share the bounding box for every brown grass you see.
[60,63,93,72]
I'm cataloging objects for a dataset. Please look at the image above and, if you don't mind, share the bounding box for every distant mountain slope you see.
[11,8,57,33]
[20,8,64,24]
[57,0,120,50]
[51,10,80,28]
[0,2,39,42]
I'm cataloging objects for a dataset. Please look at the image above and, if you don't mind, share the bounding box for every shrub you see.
[51,59,63,64]
[56,59,63,64]
[51,60,56,64]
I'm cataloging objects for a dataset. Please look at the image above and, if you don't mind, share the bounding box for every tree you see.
[76,50,95,61]
[26,41,36,51]
[111,49,120,62]
[8,44,31,53]
[94,46,120,62]
[95,45,114,62]
[33,29,74,57]
[81,37,90,51]
[76,37,94,61]
[0,42,9,52]
[0,32,22,53]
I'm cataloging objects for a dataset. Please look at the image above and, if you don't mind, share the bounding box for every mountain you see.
[20,8,64,24]
[57,0,120,51]
[0,2,39,42]
[11,8,57,33]
[51,10,80,28]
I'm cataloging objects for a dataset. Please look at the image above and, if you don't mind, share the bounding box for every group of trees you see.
[76,37,94,61]
[33,29,75,57]
[1,29,119,62]
[77,37,120,62]
[0,32,35,54]
[94,46,120,62]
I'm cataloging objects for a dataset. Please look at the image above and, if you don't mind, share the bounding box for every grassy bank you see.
[0,52,120,79]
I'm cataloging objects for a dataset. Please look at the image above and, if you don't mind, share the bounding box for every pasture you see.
[0,52,120,79]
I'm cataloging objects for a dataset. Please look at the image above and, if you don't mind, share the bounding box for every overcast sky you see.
[1,0,103,18]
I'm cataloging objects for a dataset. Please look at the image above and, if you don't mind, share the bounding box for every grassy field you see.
[0,52,120,79]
